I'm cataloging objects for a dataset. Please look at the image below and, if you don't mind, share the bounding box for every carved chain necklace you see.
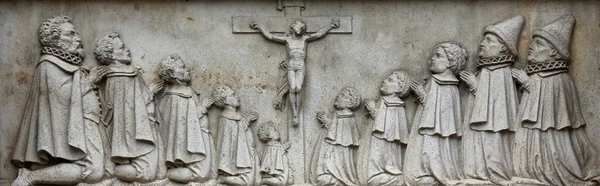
[525,61,568,75]
[41,46,83,65]
[477,55,514,68]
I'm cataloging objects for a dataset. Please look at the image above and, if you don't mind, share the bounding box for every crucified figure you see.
[250,18,340,126]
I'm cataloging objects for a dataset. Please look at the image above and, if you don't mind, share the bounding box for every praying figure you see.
[153,54,215,183]
[404,42,467,186]
[362,71,411,186]
[213,85,259,186]
[459,14,524,185]
[312,87,361,186]
[11,15,107,186]
[257,121,291,186]
[250,18,340,126]
[94,32,165,183]
[511,14,600,185]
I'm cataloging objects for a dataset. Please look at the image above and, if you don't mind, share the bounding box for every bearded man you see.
[10,15,108,185]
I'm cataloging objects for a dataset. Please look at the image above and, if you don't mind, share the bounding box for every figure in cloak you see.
[250,19,340,126]
[93,32,165,183]
[459,14,524,185]
[152,54,215,183]
[212,85,259,186]
[312,87,361,186]
[511,14,600,185]
[11,15,107,186]
[404,42,467,186]
[362,71,412,186]
[257,121,291,186]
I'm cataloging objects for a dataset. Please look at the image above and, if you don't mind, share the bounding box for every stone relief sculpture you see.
[361,72,411,186]
[459,15,524,185]
[404,42,467,185]
[310,87,361,186]
[152,54,215,184]
[250,18,340,126]
[257,121,291,186]
[94,32,166,183]
[511,14,600,185]
[10,15,107,186]
[212,85,259,186]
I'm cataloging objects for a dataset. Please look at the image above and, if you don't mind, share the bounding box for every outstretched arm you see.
[250,21,286,43]
[307,18,340,41]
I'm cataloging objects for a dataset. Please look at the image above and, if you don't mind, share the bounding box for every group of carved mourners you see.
[8,13,600,186]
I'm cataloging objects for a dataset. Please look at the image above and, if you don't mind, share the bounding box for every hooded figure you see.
[460,15,524,185]
[512,14,600,185]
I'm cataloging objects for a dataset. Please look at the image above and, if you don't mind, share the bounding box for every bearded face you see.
[57,22,85,58]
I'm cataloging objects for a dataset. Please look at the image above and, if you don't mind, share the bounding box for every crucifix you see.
[232,0,352,183]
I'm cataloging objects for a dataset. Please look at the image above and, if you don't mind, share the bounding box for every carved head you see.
[39,16,84,57]
[257,121,281,143]
[212,85,240,108]
[527,36,564,64]
[334,87,361,110]
[479,33,510,58]
[158,54,191,84]
[380,71,411,97]
[430,42,467,75]
[290,20,307,35]
[94,32,131,65]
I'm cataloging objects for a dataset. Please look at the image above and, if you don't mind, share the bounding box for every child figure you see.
[212,85,259,186]
[93,32,165,183]
[312,87,361,186]
[153,54,214,183]
[363,71,411,186]
[257,122,291,186]
[404,42,467,185]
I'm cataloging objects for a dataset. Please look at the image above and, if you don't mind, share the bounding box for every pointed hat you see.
[484,14,525,56]
[532,14,575,59]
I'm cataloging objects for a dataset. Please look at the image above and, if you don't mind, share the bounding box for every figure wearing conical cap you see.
[459,14,524,185]
[511,14,600,185]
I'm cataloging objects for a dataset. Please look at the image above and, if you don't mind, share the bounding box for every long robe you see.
[405,74,462,185]
[462,63,516,184]
[99,64,165,181]
[157,85,213,181]
[313,111,359,185]
[216,109,256,185]
[364,97,409,185]
[259,141,289,186]
[513,70,600,185]
[11,54,105,181]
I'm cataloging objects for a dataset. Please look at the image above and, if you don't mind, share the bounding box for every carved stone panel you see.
[2,1,600,186]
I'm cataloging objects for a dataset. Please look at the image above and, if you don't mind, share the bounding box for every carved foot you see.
[11,169,32,186]
[292,116,299,127]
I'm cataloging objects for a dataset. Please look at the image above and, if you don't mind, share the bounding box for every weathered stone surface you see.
[1,1,600,185]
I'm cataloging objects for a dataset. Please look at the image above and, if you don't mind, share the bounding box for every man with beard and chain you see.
[250,19,340,126]
[459,15,524,185]
[93,32,165,183]
[151,54,215,184]
[11,15,108,185]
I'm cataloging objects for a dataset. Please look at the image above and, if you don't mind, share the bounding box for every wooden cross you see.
[232,0,352,183]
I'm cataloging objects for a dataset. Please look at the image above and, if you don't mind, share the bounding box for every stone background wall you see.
[1,0,599,184]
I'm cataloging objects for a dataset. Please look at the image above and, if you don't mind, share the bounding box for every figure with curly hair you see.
[212,85,259,186]
[250,18,340,126]
[361,71,411,186]
[11,15,108,186]
[152,54,215,183]
[311,87,361,185]
[257,122,291,186]
[93,32,165,183]
[404,42,467,185]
